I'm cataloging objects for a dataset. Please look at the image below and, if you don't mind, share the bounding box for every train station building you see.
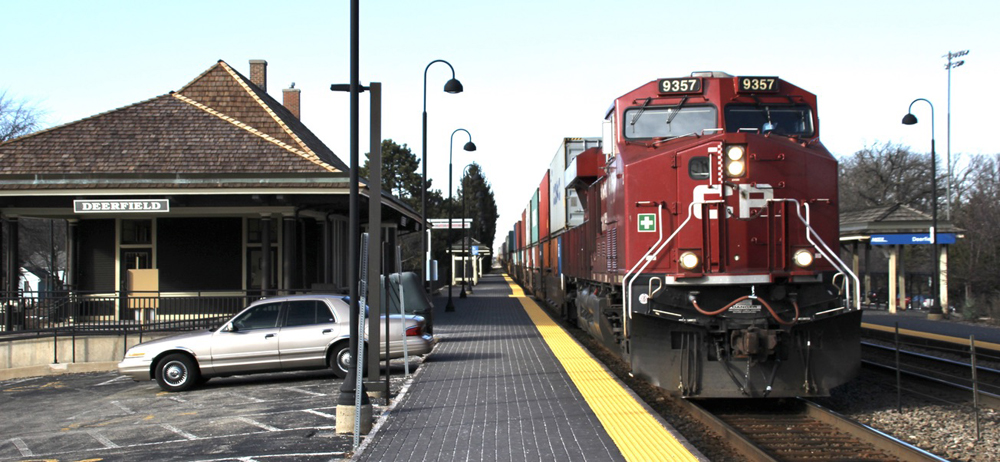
[0,59,419,323]
[840,203,962,314]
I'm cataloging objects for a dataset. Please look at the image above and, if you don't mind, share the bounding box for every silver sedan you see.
[118,295,433,392]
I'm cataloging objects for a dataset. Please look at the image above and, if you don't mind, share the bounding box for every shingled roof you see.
[0,60,347,186]
[840,203,961,235]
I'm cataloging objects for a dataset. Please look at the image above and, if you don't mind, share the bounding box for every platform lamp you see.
[446,129,476,311]
[902,98,943,320]
[422,60,463,306]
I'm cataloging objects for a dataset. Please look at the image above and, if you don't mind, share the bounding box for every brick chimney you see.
[283,84,301,119]
[249,59,267,92]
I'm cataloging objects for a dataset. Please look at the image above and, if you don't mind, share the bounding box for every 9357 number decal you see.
[737,77,780,93]
[658,78,702,94]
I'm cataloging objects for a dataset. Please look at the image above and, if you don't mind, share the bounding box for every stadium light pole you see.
[422,60,463,308]
[944,49,968,221]
[902,99,943,320]
[446,129,476,311]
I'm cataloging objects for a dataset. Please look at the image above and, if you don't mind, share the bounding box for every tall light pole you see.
[422,60,463,310]
[943,49,968,220]
[902,99,943,319]
[446,129,476,312]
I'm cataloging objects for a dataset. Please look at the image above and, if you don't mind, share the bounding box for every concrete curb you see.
[0,361,119,382]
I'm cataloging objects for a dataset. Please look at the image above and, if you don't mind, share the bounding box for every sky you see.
[2,0,998,255]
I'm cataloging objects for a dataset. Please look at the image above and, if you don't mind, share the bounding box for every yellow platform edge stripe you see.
[862,322,1000,351]
[501,274,702,462]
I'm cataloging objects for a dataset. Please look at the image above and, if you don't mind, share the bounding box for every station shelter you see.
[0,59,420,323]
[447,237,492,287]
[840,203,962,315]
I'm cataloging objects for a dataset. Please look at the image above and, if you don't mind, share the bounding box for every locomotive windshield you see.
[724,104,815,137]
[624,106,718,140]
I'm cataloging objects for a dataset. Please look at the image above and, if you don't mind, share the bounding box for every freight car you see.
[504,72,862,398]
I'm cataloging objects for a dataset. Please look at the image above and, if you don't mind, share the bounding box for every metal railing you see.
[0,290,280,339]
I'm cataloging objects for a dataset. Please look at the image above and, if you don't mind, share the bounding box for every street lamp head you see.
[463,141,477,152]
[444,78,464,94]
[901,113,918,125]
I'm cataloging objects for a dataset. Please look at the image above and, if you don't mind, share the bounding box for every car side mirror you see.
[225,323,239,333]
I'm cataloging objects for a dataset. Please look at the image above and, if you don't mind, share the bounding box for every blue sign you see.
[471,245,479,256]
[870,233,957,246]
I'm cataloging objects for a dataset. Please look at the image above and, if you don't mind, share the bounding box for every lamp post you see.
[446,129,476,311]
[460,164,475,298]
[422,60,463,303]
[944,49,968,220]
[902,98,943,319]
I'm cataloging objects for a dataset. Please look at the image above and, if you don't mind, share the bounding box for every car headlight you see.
[724,144,747,178]
[679,251,701,270]
[793,249,814,267]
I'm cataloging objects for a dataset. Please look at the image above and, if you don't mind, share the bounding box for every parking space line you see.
[234,416,281,432]
[225,392,266,403]
[88,430,120,449]
[161,423,199,441]
[111,400,135,415]
[283,387,326,397]
[302,409,336,419]
[10,437,33,457]
[96,375,132,386]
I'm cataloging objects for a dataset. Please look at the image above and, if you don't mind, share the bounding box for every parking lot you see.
[1,365,416,461]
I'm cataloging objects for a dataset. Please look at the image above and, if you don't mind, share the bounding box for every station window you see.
[121,219,152,245]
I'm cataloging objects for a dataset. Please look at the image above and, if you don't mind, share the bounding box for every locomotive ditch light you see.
[679,251,701,270]
[793,249,815,268]
[724,144,747,178]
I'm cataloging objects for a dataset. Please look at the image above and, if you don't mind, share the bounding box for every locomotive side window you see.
[624,106,717,140]
[688,156,710,180]
[724,105,815,137]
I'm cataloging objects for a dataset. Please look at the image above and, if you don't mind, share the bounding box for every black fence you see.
[0,290,265,340]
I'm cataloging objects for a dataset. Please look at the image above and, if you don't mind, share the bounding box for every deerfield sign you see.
[74,199,170,213]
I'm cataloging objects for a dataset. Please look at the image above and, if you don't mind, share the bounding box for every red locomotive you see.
[502,72,862,398]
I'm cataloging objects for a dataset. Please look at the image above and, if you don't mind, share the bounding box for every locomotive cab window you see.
[725,104,815,137]
[689,156,710,180]
[624,106,718,140]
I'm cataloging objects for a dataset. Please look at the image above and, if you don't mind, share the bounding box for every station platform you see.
[862,309,1000,351]
[355,273,705,461]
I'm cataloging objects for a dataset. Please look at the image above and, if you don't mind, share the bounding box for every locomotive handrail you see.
[771,198,862,311]
[623,200,724,338]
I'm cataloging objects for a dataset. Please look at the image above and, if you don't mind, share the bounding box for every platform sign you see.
[638,213,657,233]
[471,245,479,256]
[870,233,957,245]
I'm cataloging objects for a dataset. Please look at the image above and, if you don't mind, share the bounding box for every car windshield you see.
[623,106,718,140]
[724,104,815,136]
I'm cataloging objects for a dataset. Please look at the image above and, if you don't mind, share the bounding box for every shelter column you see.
[940,246,949,314]
[260,214,272,296]
[65,219,79,290]
[864,241,872,305]
[898,247,907,310]
[4,216,18,295]
[282,213,297,292]
[888,246,898,314]
[323,215,332,284]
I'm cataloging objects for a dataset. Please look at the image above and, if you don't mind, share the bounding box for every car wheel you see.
[155,353,201,392]
[329,343,366,379]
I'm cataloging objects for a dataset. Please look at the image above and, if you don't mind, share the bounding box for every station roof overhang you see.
[839,203,964,245]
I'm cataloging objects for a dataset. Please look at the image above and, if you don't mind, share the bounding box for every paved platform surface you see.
[355,274,703,462]
[862,309,1000,349]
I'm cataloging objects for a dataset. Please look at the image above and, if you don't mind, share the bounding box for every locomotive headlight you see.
[723,144,747,178]
[725,145,745,161]
[793,249,814,268]
[679,251,701,270]
[726,160,746,177]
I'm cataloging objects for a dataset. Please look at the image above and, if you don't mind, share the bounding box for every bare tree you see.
[1,90,46,142]
[838,142,933,212]
[950,153,1000,318]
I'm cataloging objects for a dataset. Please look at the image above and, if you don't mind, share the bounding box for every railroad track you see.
[862,341,1000,409]
[676,398,945,462]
